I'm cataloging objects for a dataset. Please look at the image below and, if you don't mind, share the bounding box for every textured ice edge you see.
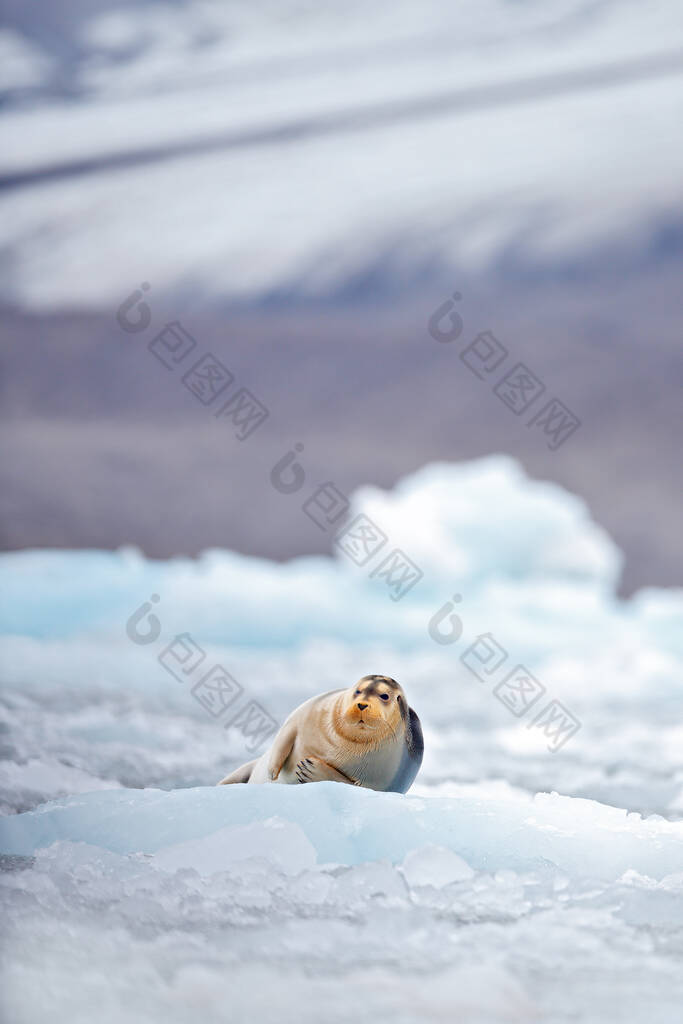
[2,783,682,883]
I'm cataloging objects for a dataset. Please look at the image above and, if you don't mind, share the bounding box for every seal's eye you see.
[380,693,389,701]
[354,690,361,696]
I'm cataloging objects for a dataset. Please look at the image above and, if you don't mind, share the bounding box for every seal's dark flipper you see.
[217,759,257,785]
[407,707,424,763]
[390,700,424,794]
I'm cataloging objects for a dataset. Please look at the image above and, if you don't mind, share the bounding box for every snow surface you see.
[2,456,683,1022]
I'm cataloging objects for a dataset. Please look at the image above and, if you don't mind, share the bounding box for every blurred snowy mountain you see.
[1,0,683,308]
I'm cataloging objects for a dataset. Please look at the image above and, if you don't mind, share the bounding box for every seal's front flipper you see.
[294,757,359,786]
[267,720,298,780]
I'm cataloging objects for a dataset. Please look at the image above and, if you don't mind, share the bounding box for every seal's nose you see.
[357,702,368,711]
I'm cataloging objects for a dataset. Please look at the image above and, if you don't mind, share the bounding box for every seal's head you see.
[337,674,405,741]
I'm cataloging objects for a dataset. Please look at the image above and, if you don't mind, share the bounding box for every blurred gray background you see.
[1,0,682,595]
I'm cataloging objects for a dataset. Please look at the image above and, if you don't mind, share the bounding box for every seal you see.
[218,674,423,793]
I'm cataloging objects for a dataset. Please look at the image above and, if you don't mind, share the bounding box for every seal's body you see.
[218,675,423,794]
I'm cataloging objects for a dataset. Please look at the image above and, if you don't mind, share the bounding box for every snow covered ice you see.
[2,456,683,1023]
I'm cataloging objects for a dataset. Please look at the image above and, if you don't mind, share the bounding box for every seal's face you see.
[339,674,404,738]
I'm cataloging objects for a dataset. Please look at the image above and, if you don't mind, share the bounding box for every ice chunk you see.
[152,817,316,876]
[401,844,474,887]
[3,784,683,886]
